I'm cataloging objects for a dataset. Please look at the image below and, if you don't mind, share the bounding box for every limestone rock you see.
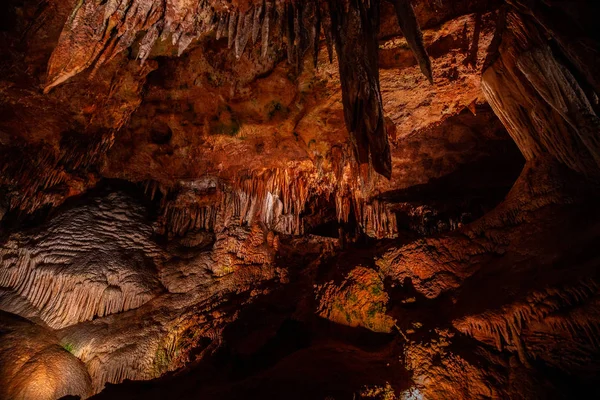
[0,311,92,400]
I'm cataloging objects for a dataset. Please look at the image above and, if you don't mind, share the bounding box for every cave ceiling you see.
[1,0,600,399]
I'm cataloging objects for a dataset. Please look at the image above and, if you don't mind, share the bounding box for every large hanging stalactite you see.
[329,0,392,178]
[389,0,433,84]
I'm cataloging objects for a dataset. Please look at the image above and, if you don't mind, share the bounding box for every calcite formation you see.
[0,311,92,400]
[1,0,600,399]
[0,193,164,329]
[44,0,438,179]
[316,266,396,333]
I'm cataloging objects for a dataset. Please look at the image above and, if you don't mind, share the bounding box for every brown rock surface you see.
[316,266,395,333]
[1,0,600,399]
[0,311,92,400]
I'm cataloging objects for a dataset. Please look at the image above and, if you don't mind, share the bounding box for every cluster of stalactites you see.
[46,0,433,178]
[47,0,431,84]
[0,249,158,329]
[453,279,599,366]
[0,132,115,214]
[150,163,399,240]
[156,168,328,237]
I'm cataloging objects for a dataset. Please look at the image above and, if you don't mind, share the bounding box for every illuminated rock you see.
[0,0,599,398]
[0,311,92,400]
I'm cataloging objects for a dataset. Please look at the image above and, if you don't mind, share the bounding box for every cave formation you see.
[1,0,600,399]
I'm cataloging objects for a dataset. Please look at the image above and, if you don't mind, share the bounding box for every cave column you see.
[481,11,600,176]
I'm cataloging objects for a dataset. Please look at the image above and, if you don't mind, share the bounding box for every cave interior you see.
[1,0,600,399]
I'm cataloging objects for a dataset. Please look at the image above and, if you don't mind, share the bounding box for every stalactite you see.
[389,0,433,83]
[43,0,433,179]
[250,4,261,44]
[454,280,599,362]
[156,157,396,240]
[360,199,398,239]
[158,168,315,237]
[228,9,238,49]
[261,0,272,58]
[507,0,600,97]
[85,348,159,394]
[235,9,253,59]
[482,11,600,176]
[329,0,392,179]
[1,123,124,215]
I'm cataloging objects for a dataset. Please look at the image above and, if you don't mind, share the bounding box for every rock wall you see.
[1,0,600,399]
[482,11,600,176]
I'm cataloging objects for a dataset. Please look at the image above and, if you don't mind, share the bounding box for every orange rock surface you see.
[1,1,600,399]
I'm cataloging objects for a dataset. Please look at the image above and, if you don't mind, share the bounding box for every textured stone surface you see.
[0,193,164,329]
[0,311,92,400]
[316,266,395,333]
[1,0,600,399]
